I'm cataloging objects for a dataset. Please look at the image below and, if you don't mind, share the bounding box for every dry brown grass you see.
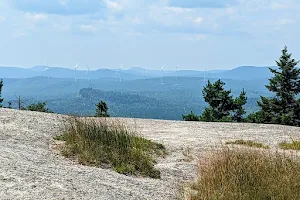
[188,147,300,200]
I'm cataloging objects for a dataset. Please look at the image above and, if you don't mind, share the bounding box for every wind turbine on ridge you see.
[85,64,90,76]
[160,65,165,85]
[85,64,92,87]
[119,64,124,82]
[74,62,79,82]
[44,61,51,79]
[173,65,180,89]
[114,65,121,82]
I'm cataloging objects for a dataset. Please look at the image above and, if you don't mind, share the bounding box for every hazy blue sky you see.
[0,0,299,70]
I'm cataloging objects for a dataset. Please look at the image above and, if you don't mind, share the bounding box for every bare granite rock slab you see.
[1,108,300,199]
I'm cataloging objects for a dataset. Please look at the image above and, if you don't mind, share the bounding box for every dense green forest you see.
[3,87,259,120]
[1,67,270,120]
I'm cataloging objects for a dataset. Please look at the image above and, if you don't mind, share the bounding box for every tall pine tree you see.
[257,46,300,126]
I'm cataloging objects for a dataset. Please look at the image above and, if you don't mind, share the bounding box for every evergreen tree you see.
[233,89,247,122]
[95,100,110,117]
[200,79,247,122]
[0,79,3,108]
[256,46,300,126]
[202,80,234,120]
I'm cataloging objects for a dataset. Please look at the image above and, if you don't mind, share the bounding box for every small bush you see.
[280,140,300,150]
[218,116,234,122]
[23,102,53,113]
[189,148,300,200]
[245,111,267,123]
[182,111,200,121]
[55,118,166,178]
[226,140,269,149]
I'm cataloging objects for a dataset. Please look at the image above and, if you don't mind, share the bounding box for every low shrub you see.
[182,111,200,121]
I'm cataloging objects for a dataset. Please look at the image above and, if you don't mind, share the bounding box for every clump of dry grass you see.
[226,139,269,149]
[54,117,166,179]
[189,147,300,200]
[280,140,300,150]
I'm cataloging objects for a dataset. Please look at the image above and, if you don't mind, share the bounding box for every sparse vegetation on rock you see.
[226,139,269,149]
[189,147,300,200]
[55,118,166,178]
[279,140,300,150]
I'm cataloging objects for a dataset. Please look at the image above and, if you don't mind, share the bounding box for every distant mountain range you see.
[1,76,264,119]
[0,65,276,81]
[0,65,275,119]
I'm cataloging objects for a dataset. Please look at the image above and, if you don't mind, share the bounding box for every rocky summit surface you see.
[1,108,300,199]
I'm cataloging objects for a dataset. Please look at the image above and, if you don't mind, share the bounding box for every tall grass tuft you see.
[280,140,300,150]
[55,117,166,178]
[189,147,300,200]
[226,139,270,149]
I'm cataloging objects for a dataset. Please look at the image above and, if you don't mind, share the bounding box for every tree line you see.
[183,46,300,126]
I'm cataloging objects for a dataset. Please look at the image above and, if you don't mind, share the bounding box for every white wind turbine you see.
[74,62,79,82]
[160,65,165,84]
[85,64,90,76]
[114,64,124,82]
[119,64,124,82]
[44,66,50,75]
[43,61,51,79]
[203,68,207,82]
[85,64,91,86]
[173,65,180,89]
[114,67,118,82]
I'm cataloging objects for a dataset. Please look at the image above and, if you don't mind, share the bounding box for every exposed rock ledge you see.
[1,108,299,199]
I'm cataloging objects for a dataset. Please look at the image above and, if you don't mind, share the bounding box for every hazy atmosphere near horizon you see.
[0,0,300,70]
[2,1,300,200]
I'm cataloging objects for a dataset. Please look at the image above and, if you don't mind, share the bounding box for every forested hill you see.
[50,88,187,120]
[79,88,159,105]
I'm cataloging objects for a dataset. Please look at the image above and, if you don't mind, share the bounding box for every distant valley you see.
[0,65,274,120]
